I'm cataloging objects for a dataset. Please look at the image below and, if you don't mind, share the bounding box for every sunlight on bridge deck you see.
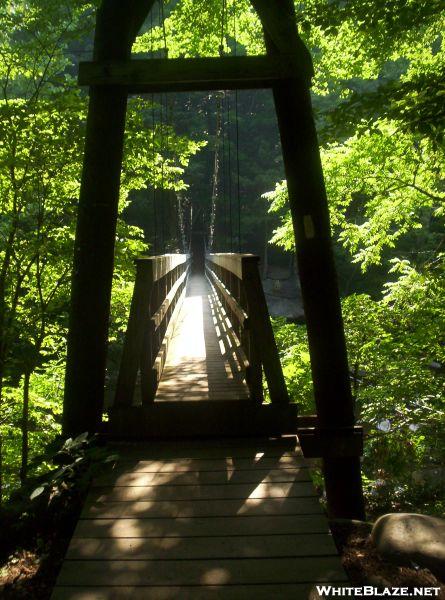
[52,437,347,599]
[155,274,249,402]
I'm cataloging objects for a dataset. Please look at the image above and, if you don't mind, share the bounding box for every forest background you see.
[0,0,444,517]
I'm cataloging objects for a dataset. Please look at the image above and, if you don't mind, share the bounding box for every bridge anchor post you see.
[63,1,152,435]
[259,0,365,519]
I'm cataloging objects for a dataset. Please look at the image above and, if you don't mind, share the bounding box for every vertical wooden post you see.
[257,0,365,518]
[244,329,263,404]
[115,259,154,407]
[63,91,128,435]
[242,257,288,404]
[63,1,150,435]
[140,319,157,405]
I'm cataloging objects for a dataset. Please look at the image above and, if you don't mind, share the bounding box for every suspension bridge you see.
[53,0,366,597]
[53,249,349,598]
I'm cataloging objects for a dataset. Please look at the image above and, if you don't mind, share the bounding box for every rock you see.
[372,513,445,578]
[365,574,392,590]
[412,467,445,486]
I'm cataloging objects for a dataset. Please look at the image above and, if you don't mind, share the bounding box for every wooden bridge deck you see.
[155,273,249,403]
[53,269,347,597]
[52,437,347,599]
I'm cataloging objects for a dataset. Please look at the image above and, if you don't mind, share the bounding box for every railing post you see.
[115,258,154,407]
[243,325,263,403]
[260,0,365,519]
[242,256,289,405]
[140,317,157,405]
[114,254,189,406]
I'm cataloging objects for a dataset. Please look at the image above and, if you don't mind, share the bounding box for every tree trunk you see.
[0,375,3,506]
[19,370,31,484]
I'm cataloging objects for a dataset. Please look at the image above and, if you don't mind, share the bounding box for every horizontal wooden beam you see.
[298,426,364,458]
[106,402,299,438]
[78,55,300,93]
[135,254,189,283]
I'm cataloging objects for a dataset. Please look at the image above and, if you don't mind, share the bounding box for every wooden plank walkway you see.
[108,271,301,438]
[155,274,249,402]
[52,437,347,599]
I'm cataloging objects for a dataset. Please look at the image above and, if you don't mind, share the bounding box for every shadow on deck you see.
[51,437,347,599]
[155,274,249,402]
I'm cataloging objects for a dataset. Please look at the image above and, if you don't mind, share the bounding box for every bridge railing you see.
[206,253,289,404]
[114,254,190,407]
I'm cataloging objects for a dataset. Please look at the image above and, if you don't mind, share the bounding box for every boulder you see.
[372,513,445,578]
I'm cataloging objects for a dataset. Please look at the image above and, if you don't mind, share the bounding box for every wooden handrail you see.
[114,254,190,407]
[205,253,289,405]
[115,252,288,408]
[137,254,189,282]
[206,253,258,279]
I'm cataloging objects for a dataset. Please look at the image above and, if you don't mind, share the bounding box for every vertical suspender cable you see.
[152,100,158,255]
[219,0,226,56]
[227,90,233,252]
[159,88,166,252]
[219,0,233,252]
[209,95,222,250]
[234,9,241,252]
[159,0,169,252]
[150,9,158,254]
[226,1,233,252]
[235,99,241,253]
[221,92,226,251]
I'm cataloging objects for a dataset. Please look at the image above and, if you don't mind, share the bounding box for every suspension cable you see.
[226,90,233,252]
[209,94,222,250]
[160,0,168,55]
[234,7,241,253]
[218,0,233,252]
[221,91,228,252]
[149,8,158,254]
[219,0,227,56]
[159,0,169,252]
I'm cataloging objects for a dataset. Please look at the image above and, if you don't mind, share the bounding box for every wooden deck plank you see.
[74,515,329,538]
[154,274,249,403]
[66,533,338,560]
[82,497,324,519]
[55,557,346,586]
[87,481,317,502]
[107,447,303,460]
[92,456,307,475]
[51,583,342,600]
[91,466,311,487]
[52,439,346,599]
[111,435,299,449]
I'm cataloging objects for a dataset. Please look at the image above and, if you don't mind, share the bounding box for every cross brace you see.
[78,55,308,93]
[298,426,364,458]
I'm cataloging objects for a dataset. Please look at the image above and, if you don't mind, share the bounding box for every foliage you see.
[28,432,117,508]
[264,0,445,515]
[272,255,445,515]
[0,431,118,573]
[133,0,263,58]
[1,0,443,522]
[0,0,205,503]
[271,317,314,412]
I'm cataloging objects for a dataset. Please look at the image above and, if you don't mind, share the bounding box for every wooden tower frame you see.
[63,0,365,518]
